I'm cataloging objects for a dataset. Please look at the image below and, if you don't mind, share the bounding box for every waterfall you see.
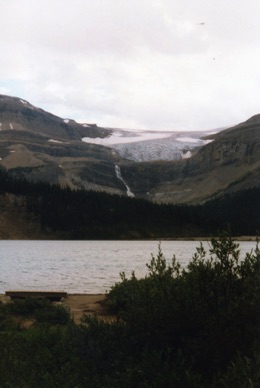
[115,165,135,197]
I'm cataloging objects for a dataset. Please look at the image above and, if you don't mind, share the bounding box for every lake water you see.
[0,240,257,294]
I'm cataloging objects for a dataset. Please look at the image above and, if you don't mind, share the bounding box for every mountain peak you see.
[0,94,110,140]
[244,114,260,124]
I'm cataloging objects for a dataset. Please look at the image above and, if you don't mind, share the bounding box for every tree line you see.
[0,167,259,238]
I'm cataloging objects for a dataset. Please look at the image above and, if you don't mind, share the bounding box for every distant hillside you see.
[0,194,53,239]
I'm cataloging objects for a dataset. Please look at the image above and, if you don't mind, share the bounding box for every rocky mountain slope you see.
[0,94,259,205]
[0,95,127,194]
[0,94,110,140]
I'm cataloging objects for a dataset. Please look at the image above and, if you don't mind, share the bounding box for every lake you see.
[0,240,257,294]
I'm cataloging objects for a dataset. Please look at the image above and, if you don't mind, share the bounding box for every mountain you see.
[120,116,260,203]
[0,94,259,205]
[0,94,212,197]
[0,94,127,194]
[0,94,110,140]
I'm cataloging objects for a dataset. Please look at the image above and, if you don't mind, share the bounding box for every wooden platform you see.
[5,291,67,302]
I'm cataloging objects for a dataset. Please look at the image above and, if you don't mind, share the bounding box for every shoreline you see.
[157,236,257,241]
[0,236,257,242]
[0,293,114,324]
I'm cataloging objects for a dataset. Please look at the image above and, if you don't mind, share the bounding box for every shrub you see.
[106,235,260,384]
[5,297,51,315]
[34,303,71,325]
[3,297,71,325]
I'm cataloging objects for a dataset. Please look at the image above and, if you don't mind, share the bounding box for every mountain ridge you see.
[0,94,111,140]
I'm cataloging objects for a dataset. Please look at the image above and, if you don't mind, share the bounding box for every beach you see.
[62,294,115,324]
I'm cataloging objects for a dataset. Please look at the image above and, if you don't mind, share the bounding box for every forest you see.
[0,167,259,238]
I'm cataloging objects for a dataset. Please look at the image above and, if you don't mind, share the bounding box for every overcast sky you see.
[1,0,260,131]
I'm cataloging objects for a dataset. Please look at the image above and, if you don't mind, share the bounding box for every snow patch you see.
[10,150,15,153]
[82,124,90,127]
[176,136,200,143]
[9,123,13,130]
[203,139,214,145]
[48,139,64,143]
[63,119,70,124]
[20,99,28,105]
[181,151,192,159]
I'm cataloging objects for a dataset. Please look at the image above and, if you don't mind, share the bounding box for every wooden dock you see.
[5,291,67,302]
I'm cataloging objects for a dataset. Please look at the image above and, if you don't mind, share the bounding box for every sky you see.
[1,0,260,131]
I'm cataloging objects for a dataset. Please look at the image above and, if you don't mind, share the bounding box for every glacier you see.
[82,128,215,162]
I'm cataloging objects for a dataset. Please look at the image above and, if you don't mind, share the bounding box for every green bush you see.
[5,297,51,315]
[2,297,71,326]
[34,303,71,325]
[106,235,260,384]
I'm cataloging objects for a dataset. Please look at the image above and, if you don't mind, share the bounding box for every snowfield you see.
[176,136,201,143]
[82,129,173,146]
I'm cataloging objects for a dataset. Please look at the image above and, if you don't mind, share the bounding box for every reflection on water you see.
[0,240,256,294]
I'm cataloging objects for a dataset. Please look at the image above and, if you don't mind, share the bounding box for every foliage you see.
[106,235,260,385]
[0,235,259,386]
[5,297,52,315]
[3,297,72,325]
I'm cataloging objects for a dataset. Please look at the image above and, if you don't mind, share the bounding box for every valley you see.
[0,94,259,206]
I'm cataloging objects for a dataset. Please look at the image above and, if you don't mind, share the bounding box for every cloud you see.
[0,0,260,130]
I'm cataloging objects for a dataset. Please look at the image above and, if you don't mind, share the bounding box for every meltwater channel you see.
[0,240,257,294]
